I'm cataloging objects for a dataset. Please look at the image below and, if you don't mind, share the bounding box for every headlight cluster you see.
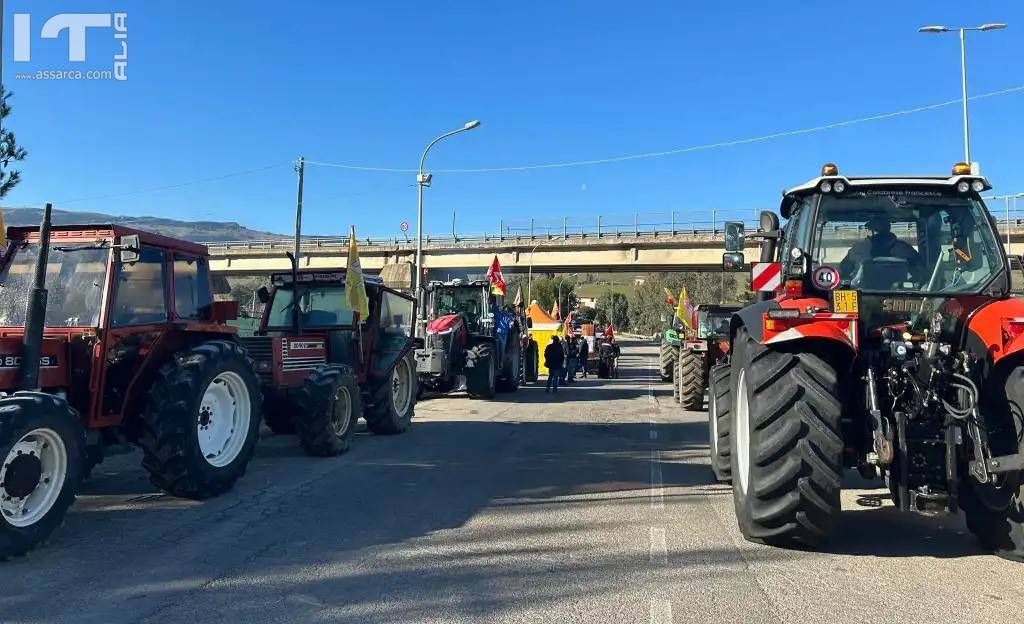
[956,179,985,194]
[819,179,846,193]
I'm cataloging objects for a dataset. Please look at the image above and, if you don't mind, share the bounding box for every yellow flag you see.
[675,287,691,330]
[345,226,370,322]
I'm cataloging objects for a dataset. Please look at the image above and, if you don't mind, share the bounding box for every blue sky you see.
[3,0,1023,238]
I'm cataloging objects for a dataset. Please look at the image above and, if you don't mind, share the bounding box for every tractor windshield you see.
[0,241,110,327]
[265,285,355,328]
[807,191,1005,294]
[434,287,485,319]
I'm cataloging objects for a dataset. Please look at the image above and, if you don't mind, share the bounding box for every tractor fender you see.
[730,299,777,344]
[731,297,858,355]
[964,298,1024,367]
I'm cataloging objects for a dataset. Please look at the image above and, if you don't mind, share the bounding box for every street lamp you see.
[558,273,579,320]
[919,23,1007,165]
[414,120,481,333]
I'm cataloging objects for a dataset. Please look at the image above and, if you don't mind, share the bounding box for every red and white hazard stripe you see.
[750,262,782,292]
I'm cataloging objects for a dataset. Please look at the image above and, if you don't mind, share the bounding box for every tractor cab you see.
[426,279,499,336]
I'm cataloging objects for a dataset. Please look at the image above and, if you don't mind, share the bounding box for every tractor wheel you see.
[524,340,539,383]
[729,327,843,548]
[293,365,361,456]
[0,393,85,559]
[366,353,417,435]
[672,356,681,403]
[497,336,522,392]
[465,342,496,399]
[262,391,296,435]
[138,340,262,500]
[708,363,732,483]
[961,365,1024,561]
[678,349,707,411]
[659,342,677,382]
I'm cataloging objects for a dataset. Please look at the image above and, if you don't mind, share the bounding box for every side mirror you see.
[118,234,140,264]
[256,286,271,304]
[723,252,745,270]
[759,211,780,233]
[724,222,745,252]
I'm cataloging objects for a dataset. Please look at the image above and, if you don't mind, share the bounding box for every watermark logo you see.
[13,13,127,81]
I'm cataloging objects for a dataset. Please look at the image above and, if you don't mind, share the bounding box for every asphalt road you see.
[2,341,1023,624]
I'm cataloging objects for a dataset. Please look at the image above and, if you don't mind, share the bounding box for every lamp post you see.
[919,23,1007,165]
[414,120,481,334]
[558,273,580,320]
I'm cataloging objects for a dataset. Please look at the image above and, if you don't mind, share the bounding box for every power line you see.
[306,84,1024,174]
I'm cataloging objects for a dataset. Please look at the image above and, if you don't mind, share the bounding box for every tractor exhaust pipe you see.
[18,203,53,391]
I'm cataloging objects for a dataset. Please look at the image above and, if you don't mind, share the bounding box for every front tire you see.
[678,349,707,411]
[294,365,361,456]
[659,342,676,382]
[465,342,496,399]
[708,363,731,482]
[961,365,1024,561]
[0,393,85,559]
[729,328,843,548]
[366,353,417,435]
[138,340,262,499]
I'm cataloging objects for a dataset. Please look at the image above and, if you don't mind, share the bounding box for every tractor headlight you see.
[820,180,833,193]
[971,179,985,192]
[957,181,971,193]
[833,180,846,193]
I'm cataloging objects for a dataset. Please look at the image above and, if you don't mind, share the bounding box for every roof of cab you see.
[6,223,209,256]
[779,174,993,218]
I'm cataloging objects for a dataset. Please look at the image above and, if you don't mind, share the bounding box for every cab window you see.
[112,247,168,327]
[173,255,211,320]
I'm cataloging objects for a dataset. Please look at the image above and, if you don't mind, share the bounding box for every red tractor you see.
[415,280,526,398]
[0,207,262,558]
[714,164,1024,560]
[244,268,417,455]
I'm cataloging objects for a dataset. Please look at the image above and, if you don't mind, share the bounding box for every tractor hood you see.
[426,314,463,335]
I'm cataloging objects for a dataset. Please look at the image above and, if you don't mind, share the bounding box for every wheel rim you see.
[331,385,353,437]
[709,390,719,456]
[735,369,751,496]
[197,371,252,468]
[1,428,68,528]
[391,358,413,416]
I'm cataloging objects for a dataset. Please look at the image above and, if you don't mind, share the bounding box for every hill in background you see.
[3,207,284,242]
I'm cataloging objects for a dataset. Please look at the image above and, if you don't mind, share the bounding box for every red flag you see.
[485,256,506,296]
[603,325,615,338]
[563,310,575,335]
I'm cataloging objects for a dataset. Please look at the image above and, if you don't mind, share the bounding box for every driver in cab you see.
[839,215,925,286]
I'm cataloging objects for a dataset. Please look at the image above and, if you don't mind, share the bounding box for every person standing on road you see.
[563,334,579,384]
[578,335,589,378]
[544,336,565,393]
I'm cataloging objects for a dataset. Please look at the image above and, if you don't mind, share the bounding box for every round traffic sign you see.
[812,265,841,290]
[400,221,409,232]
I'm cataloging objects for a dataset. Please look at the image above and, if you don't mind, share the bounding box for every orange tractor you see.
[714,164,1024,560]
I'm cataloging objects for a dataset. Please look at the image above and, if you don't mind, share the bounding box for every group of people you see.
[542,334,590,393]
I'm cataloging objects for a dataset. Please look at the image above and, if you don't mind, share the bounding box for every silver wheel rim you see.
[198,371,252,468]
[709,389,719,455]
[331,385,353,436]
[735,369,750,496]
[1,428,68,528]
[392,358,413,416]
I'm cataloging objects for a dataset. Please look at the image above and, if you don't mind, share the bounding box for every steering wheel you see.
[851,256,913,290]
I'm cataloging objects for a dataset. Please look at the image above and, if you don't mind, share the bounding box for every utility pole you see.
[293,156,305,265]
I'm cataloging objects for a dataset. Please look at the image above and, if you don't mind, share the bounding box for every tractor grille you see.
[238,336,274,383]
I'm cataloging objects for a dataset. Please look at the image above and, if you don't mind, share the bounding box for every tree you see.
[595,291,629,330]
[522,276,578,317]
[0,87,27,198]
[626,272,744,335]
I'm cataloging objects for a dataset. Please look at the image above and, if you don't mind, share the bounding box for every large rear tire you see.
[524,340,539,383]
[138,340,262,499]
[708,363,732,483]
[0,393,85,559]
[294,365,361,456]
[678,349,707,411]
[729,328,843,548]
[961,365,1024,561]
[496,335,521,393]
[465,342,496,399]
[366,353,417,435]
[659,342,676,382]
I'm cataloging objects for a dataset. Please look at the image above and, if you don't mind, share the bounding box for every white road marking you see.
[649,527,667,564]
[649,599,673,624]
[650,451,664,510]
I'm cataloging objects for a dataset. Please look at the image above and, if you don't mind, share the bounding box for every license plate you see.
[832,290,859,314]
